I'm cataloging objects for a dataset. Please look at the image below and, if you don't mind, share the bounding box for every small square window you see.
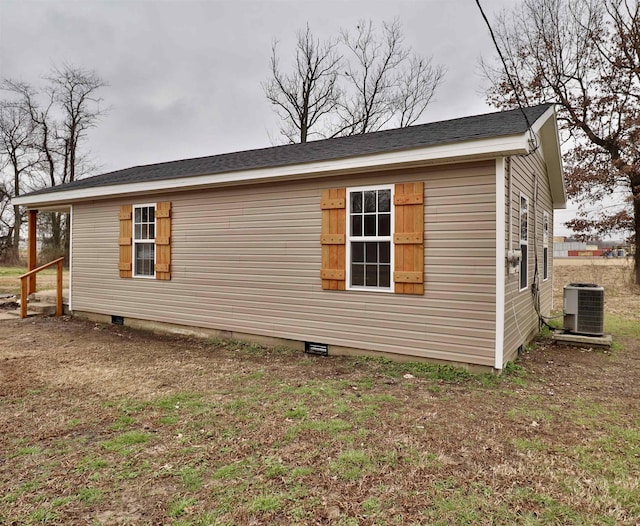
[351,192,362,213]
[351,215,363,236]
[364,191,377,213]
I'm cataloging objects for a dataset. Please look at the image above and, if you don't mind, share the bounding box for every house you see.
[13,104,565,371]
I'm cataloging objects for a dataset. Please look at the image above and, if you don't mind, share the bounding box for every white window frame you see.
[519,194,528,292]
[133,203,156,279]
[543,211,549,281]
[346,184,394,293]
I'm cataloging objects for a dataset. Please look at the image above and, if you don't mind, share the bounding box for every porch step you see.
[28,289,69,305]
[28,302,58,315]
[0,289,70,319]
[3,302,66,318]
[3,308,42,318]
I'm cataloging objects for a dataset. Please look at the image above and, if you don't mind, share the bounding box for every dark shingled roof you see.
[25,104,552,198]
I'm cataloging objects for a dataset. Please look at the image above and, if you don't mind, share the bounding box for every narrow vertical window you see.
[347,186,392,291]
[133,204,155,277]
[519,195,528,290]
[543,211,549,281]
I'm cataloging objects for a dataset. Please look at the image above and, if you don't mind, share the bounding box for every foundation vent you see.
[305,342,328,356]
[111,315,124,325]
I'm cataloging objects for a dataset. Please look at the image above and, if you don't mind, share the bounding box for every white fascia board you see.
[13,133,530,208]
[530,105,556,135]
[495,157,506,370]
[530,105,566,209]
[68,205,73,313]
[541,118,567,209]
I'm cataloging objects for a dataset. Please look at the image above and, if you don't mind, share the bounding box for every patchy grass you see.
[0,265,69,296]
[1,316,638,525]
[0,260,639,524]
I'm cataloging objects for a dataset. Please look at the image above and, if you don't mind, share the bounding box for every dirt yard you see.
[0,261,638,525]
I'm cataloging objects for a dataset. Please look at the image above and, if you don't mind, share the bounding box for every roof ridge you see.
[84,103,554,176]
[19,103,554,199]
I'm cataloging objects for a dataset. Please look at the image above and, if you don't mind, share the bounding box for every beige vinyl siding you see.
[503,151,554,364]
[72,161,497,366]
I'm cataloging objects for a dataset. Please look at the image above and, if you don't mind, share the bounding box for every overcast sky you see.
[0,0,575,234]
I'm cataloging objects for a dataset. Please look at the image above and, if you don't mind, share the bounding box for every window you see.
[320,183,423,295]
[119,202,171,280]
[347,186,392,290]
[133,204,155,277]
[543,211,549,280]
[519,195,528,290]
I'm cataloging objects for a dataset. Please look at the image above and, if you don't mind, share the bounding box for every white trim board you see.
[495,158,506,370]
[13,134,531,208]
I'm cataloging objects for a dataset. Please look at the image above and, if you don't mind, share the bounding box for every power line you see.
[475,0,534,133]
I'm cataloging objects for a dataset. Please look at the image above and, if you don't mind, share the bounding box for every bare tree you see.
[338,19,445,135]
[263,25,341,143]
[482,0,640,285]
[0,64,107,259]
[47,65,106,185]
[0,181,14,256]
[0,100,38,261]
[264,19,445,141]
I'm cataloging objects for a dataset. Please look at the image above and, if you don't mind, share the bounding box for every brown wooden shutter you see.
[118,205,133,278]
[394,182,424,295]
[320,188,346,290]
[155,201,171,280]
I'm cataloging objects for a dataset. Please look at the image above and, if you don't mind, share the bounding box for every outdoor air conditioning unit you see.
[563,283,605,336]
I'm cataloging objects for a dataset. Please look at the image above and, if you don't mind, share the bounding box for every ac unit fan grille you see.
[576,289,604,335]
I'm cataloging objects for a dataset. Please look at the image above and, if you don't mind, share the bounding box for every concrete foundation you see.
[552,331,613,348]
[72,310,496,374]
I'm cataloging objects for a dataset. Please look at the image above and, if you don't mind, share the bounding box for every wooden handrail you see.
[19,257,64,319]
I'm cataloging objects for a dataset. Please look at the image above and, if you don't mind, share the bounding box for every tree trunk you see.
[633,178,640,286]
[50,213,62,251]
[11,204,21,262]
[63,213,70,257]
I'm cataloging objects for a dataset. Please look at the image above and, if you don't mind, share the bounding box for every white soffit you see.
[531,105,566,209]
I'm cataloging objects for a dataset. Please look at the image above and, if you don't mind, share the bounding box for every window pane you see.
[520,244,528,289]
[520,197,528,241]
[352,242,364,262]
[351,215,362,236]
[379,264,390,287]
[351,264,364,286]
[149,224,155,240]
[142,207,148,222]
[351,192,362,213]
[365,264,378,287]
[365,242,377,263]
[378,213,390,236]
[142,224,148,239]
[149,207,155,222]
[134,224,142,240]
[364,215,376,236]
[379,242,390,264]
[364,191,376,212]
[378,190,390,212]
[135,243,155,276]
[135,208,141,222]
